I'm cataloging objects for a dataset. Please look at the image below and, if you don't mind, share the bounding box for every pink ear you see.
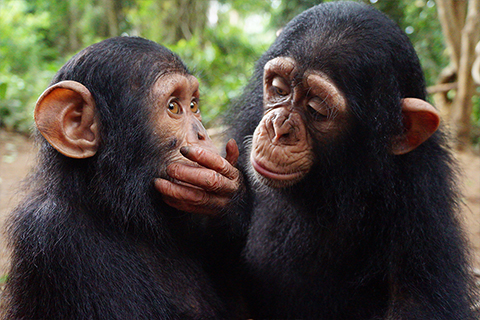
[391,98,440,155]
[35,80,99,159]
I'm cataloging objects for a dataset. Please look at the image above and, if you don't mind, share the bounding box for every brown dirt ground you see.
[0,129,479,285]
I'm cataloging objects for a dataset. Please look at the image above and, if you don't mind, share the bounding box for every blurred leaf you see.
[0,0,477,144]
[0,83,7,100]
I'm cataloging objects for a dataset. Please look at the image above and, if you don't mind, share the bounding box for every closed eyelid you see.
[305,74,346,111]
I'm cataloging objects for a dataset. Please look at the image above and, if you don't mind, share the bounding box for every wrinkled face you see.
[250,57,349,188]
[150,73,219,174]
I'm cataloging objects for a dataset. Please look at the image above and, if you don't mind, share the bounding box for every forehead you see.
[152,73,198,93]
[264,57,338,88]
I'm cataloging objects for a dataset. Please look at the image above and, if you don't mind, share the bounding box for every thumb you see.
[225,139,239,166]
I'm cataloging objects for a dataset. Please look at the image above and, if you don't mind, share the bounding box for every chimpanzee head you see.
[33,37,218,226]
[246,2,439,189]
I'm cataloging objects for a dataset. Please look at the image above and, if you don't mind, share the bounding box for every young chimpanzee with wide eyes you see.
[162,2,479,319]
[1,36,245,319]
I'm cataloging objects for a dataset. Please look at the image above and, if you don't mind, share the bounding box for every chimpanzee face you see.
[250,56,348,188]
[149,73,218,170]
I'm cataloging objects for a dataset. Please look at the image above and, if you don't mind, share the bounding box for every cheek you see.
[310,118,344,136]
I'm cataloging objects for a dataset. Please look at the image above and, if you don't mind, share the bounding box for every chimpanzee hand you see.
[154,139,241,215]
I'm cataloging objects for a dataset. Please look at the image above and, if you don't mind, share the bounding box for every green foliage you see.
[269,0,324,29]
[402,0,448,86]
[0,0,477,141]
[365,0,407,28]
[472,88,480,149]
[169,24,272,126]
[0,0,62,131]
[219,0,271,14]
[0,0,274,132]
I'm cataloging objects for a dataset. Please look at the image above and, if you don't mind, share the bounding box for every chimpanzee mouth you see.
[251,157,305,181]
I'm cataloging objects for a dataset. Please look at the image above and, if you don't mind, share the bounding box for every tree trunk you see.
[435,0,480,149]
[68,0,80,53]
[104,0,119,38]
[434,0,465,118]
[473,41,480,85]
[436,0,466,69]
[451,0,480,149]
[169,0,209,42]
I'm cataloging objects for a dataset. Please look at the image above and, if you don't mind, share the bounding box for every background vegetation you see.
[0,0,478,148]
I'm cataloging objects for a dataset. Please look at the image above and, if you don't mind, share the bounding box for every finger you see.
[155,178,207,202]
[163,195,230,215]
[166,164,239,195]
[180,146,239,180]
[154,178,230,215]
[225,139,239,166]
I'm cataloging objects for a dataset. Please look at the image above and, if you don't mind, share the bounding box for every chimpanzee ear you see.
[391,98,440,155]
[34,80,100,158]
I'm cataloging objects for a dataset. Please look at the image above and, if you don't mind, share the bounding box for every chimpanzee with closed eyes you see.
[160,2,478,319]
[1,36,245,319]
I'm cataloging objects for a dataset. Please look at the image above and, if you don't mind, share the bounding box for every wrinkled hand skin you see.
[154,139,242,215]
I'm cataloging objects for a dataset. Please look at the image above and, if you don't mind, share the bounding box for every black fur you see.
[2,37,244,319]
[227,2,477,319]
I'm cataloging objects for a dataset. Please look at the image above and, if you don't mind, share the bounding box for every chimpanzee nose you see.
[273,115,293,142]
[268,109,298,145]
[184,120,219,154]
[187,122,208,143]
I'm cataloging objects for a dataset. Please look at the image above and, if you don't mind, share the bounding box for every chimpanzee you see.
[159,2,478,319]
[1,36,245,319]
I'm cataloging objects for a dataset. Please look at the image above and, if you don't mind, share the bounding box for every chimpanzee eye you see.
[190,100,199,113]
[307,105,326,121]
[272,77,290,96]
[168,101,181,114]
[307,98,328,120]
[274,86,288,96]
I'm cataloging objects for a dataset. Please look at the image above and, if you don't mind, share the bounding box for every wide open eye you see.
[190,100,199,113]
[272,77,290,96]
[168,101,181,114]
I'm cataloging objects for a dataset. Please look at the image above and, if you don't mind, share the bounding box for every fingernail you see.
[180,146,189,156]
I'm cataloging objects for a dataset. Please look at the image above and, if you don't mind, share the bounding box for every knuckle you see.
[218,160,230,175]
[166,164,179,179]
[192,190,210,206]
[195,147,208,161]
[204,172,223,192]
[230,166,240,180]
[220,160,239,180]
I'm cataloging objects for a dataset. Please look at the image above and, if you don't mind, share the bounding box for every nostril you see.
[275,131,291,143]
[273,122,298,145]
[276,130,290,140]
[274,126,292,142]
